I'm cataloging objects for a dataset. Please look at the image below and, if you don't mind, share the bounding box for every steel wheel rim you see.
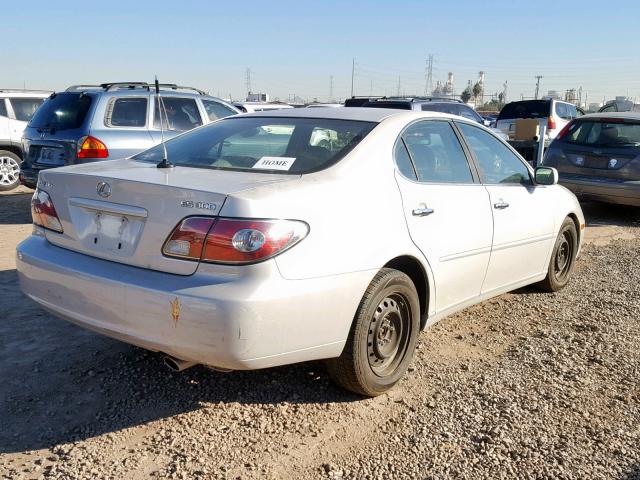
[367,293,411,377]
[0,156,20,186]
[554,231,573,281]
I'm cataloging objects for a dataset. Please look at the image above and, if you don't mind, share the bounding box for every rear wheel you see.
[0,150,21,191]
[538,218,578,292]
[325,268,420,396]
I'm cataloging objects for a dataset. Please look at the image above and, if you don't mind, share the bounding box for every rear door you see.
[456,122,555,293]
[394,119,493,313]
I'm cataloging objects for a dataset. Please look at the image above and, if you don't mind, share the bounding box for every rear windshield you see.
[10,98,45,122]
[562,119,640,147]
[498,100,550,120]
[362,101,412,110]
[29,93,92,131]
[421,103,482,122]
[133,116,376,174]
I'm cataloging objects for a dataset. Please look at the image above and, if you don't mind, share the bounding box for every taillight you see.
[556,120,574,140]
[547,116,557,130]
[163,217,309,265]
[77,135,108,159]
[31,189,63,233]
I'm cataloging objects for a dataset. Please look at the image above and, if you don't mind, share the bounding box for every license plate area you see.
[36,147,65,166]
[67,200,147,258]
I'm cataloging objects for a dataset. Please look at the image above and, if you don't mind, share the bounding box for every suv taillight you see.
[556,120,574,140]
[547,116,557,130]
[77,135,108,159]
[163,217,309,265]
[31,189,63,233]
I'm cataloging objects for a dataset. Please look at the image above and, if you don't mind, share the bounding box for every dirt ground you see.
[1,186,639,479]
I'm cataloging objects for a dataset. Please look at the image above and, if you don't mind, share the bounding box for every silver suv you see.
[0,90,51,190]
[21,82,239,188]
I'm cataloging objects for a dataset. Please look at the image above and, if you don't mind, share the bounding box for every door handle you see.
[412,206,435,216]
[493,201,509,209]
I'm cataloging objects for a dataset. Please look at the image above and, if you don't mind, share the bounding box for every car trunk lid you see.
[39,159,297,275]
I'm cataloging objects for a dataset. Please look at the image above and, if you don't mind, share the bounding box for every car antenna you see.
[155,76,173,169]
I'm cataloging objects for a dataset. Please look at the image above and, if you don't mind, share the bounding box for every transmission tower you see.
[424,54,434,96]
[397,76,401,96]
[329,75,334,101]
[534,75,543,99]
[245,68,252,97]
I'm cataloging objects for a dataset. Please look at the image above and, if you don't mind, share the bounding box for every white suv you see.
[496,99,582,141]
[0,90,51,190]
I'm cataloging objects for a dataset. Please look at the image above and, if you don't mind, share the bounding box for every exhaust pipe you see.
[163,355,197,372]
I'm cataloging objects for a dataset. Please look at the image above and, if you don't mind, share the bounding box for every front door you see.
[455,122,556,294]
[394,120,494,313]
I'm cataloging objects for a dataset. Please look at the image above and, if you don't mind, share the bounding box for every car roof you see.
[236,107,461,123]
[578,112,640,121]
[0,90,52,98]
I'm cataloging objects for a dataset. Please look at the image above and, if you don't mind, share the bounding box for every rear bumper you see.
[560,175,640,207]
[16,235,372,370]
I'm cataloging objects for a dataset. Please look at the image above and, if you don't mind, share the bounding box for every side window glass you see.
[154,97,203,131]
[394,139,417,180]
[202,100,237,121]
[556,103,570,120]
[600,104,615,113]
[9,98,44,122]
[106,97,147,127]
[401,121,473,184]
[0,99,7,117]
[567,105,578,119]
[457,122,532,185]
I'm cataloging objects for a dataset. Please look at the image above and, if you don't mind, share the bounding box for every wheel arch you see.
[383,255,430,330]
[567,212,581,244]
[0,145,23,159]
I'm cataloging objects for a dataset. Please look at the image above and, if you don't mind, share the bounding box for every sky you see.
[3,0,639,106]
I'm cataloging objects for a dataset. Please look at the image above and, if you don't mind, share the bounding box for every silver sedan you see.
[17,108,584,396]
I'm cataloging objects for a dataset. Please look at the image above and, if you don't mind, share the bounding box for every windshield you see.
[421,103,482,122]
[29,93,92,131]
[563,119,640,147]
[498,100,550,120]
[133,116,377,174]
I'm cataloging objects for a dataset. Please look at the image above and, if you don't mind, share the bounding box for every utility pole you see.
[534,75,543,99]
[245,68,252,99]
[370,80,373,96]
[502,80,508,104]
[329,75,334,102]
[397,76,401,96]
[350,58,355,97]
[424,54,434,96]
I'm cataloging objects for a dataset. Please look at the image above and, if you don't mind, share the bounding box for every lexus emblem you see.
[96,181,112,198]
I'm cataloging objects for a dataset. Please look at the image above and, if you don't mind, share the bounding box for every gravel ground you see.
[1,190,639,479]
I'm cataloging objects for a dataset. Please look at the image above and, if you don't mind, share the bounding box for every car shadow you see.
[0,192,33,225]
[580,200,640,227]
[0,268,360,455]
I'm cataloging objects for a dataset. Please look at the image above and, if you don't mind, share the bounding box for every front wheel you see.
[325,268,420,396]
[0,150,22,191]
[538,218,578,292]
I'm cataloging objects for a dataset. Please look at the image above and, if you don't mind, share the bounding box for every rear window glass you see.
[362,101,412,110]
[10,98,45,122]
[0,99,7,117]
[29,93,92,131]
[498,100,550,120]
[421,103,481,122]
[154,97,203,131]
[107,97,147,127]
[134,116,376,174]
[563,119,640,147]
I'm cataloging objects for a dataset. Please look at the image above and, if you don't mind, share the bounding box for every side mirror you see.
[535,166,558,185]
[483,119,492,127]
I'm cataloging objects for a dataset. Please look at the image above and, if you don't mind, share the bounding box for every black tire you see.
[325,268,420,397]
[538,218,578,292]
[0,150,22,192]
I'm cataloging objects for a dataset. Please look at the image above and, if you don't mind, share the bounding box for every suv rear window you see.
[134,116,376,174]
[563,119,640,147]
[29,93,92,131]
[9,98,45,122]
[498,100,550,120]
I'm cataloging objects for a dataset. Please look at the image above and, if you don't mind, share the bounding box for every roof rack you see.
[381,96,462,103]
[65,82,207,95]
